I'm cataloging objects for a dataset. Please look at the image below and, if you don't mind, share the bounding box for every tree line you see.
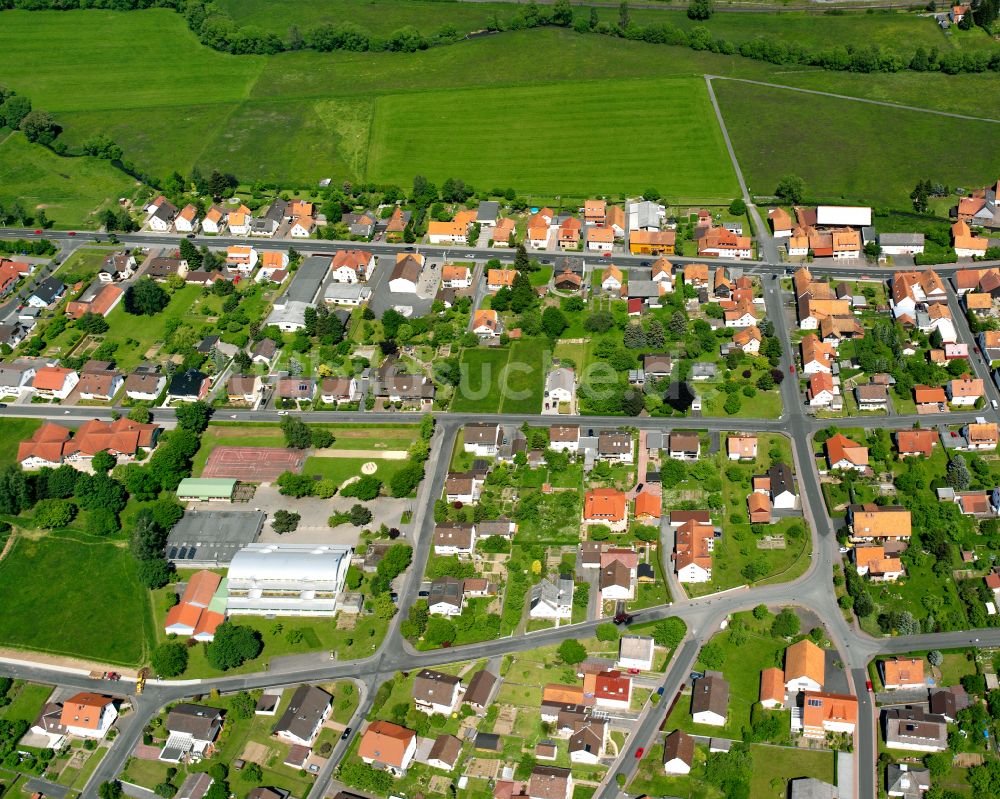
[7,0,998,75]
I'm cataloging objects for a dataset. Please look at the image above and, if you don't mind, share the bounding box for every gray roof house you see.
[691,362,718,381]
[464,670,499,710]
[272,685,332,746]
[886,764,930,799]
[627,200,666,231]
[882,706,948,752]
[476,201,500,226]
[529,576,573,619]
[789,778,839,799]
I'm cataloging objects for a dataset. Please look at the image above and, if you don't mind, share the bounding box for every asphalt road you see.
[1,223,999,799]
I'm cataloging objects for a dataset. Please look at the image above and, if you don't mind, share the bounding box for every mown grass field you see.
[0,131,137,227]
[0,9,996,209]
[0,532,153,665]
[451,339,547,413]
[714,78,1000,207]
[369,77,739,198]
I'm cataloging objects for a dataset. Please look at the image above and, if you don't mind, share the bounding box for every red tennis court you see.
[202,446,305,482]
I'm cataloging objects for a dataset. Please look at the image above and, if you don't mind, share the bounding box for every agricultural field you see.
[368,77,739,199]
[0,532,154,665]
[0,8,996,213]
[0,131,138,228]
[713,78,1000,207]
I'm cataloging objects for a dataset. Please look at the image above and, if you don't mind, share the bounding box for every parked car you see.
[341,727,352,740]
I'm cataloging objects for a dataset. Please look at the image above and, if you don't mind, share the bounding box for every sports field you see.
[369,77,739,199]
[714,78,1000,207]
[0,533,153,665]
[202,446,306,482]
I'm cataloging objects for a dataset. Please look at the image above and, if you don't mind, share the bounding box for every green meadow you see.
[714,78,1000,207]
[0,7,996,212]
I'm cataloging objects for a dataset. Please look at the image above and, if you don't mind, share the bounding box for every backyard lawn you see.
[0,419,42,468]
[451,340,546,414]
[0,532,153,665]
[0,682,53,724]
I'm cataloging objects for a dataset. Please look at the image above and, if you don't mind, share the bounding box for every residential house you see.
[651,257,673,289]
[890,270,947,320]
[790,779,840,799]
[601,265,623,292]
[629,230,675,255]
[853,545,905,582]
[464,670,499,711]
[946,376,984,406]
[433,523,476,557]
[426,734,462,771]
[441,264,471,288]
[584,199,606,225]
[527,208,553,249]
[769,208,794,238]
[77,367,123,401]
[634,491,661,523]
[167,369,210,403]
[801,333,837,375]
[492,218,516,246]
[341,210,377,238]
[691,674,728,726]
[201,207,226,234]
[952,220,987,258]
[963,422,998,451]
[529,576,573,620]
[146,196,178,231]
[753,463,798,509]
[593,670,632,710]
[289,216,315,238]
[760,668,786,709]
[59,693,118,739]
[476,201,499,227]
[727,435,757,461]
[882,707,947,752]
[662,730,694,775]
[175,204,199,233]
[881,659,925,691]
[124,369,166,401]
[226,206,252,236]
[28,277,65,308]
[980,330,1000,361]
[668,432,700,460]
[606,205,626,239]
[627,200,666,232]
[825,434,869,472]
[389,253,423,293]
[276,378,315,405]
[543,367,575,413]
[617,635,654,672]
[319,377,358,405]
[598,431,633,462]
[413,669,462,715]
[358,720,416,776]
[586,226,614,253]
[0,361,37,397]
[929,685,969,723]
[163,570,224,641]
[549,424,580,453]
[331,250,374,283]
[473,309,502,337]
[99,252,136,283]
[487,269,517,292]
[464,423,502,456]
[583,488,627,531]
[684,263,710,289]
[784,640,825,692]
[732,325,761,355]
[848,504,912,542]
[558,217,582,250]
[428,576,464,616]
[527,767,572,799]
[384,207,411,242]
[568,720,606,765]
[674,519,714,583]
[913,385,947,412]
[886,764,931,799]
[856,383,889,411]
[32,366,79,400]
[444,472,483,504]
[801,692,858,738]
[600,557,635,601]
[698,226,753,260]
[160,704,223,761]
[427,211,475,244]
[896,430,937,458]
[748,492,771,523]
[273,685,332,746]
[643,354,673,380]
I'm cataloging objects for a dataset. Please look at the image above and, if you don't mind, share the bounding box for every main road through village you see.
[2,218,1000,799]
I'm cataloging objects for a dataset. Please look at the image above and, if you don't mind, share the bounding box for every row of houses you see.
[145,196,317,239]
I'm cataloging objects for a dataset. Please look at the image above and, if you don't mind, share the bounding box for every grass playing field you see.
[0,131,138,227]
[713,78,1000,207]
[0,532,154,665]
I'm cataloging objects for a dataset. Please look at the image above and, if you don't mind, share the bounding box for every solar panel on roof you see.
[177,547,188,559]
[168,547,178,558]
[187,548,197,559]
